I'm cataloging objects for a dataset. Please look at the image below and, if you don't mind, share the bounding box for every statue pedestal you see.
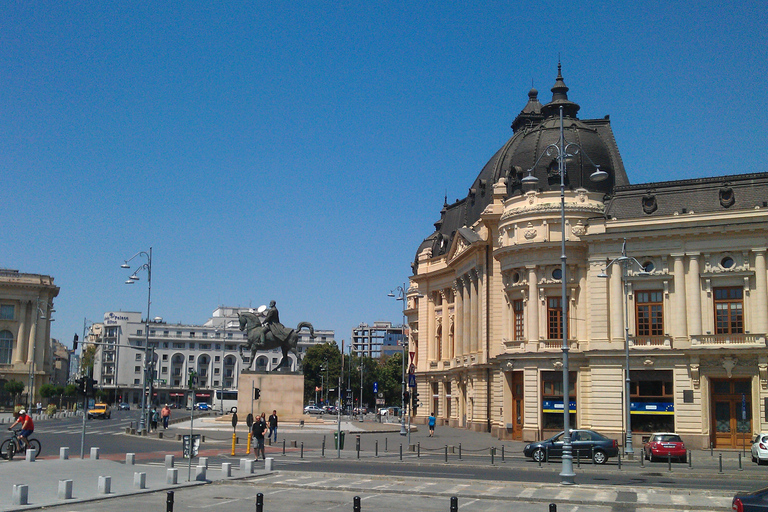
[237,372,304,422]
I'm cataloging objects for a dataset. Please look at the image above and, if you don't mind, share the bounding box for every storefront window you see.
[630,370,674,432]
[541,371,576,430]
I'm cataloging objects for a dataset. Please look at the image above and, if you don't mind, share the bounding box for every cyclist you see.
[8,409,34,451]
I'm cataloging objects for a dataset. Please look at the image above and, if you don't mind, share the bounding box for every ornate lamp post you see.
[389,284,423,443]
[121,247,152,434]
[598,239,650,458]
[522,96,607,485]
[28,298,54,412]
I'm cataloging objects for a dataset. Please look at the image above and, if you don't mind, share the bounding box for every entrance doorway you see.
[509,371,524,440]
[711,378,752,449]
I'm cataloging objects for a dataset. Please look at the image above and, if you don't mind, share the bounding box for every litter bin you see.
[334,431,346,449]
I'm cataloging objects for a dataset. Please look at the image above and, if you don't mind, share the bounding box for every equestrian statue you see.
[238,300,315,371]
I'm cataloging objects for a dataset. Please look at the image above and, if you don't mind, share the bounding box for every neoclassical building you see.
[0,269,60,406]
[408,66,768,449]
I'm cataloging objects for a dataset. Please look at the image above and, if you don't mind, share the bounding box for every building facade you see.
[409,66,768,450]
[351,321,405,358]
[0,269,60,407]
[91,306,333,407]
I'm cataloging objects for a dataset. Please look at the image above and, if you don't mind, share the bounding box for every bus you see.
[212,390,238,414]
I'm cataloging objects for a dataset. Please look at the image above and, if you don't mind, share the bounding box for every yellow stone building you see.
[408,66,768,449]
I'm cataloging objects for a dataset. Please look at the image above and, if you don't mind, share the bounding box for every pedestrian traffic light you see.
[403,390,410,403]
[253,388,261,400]
[412,390,420,410]
[72,333,78,350]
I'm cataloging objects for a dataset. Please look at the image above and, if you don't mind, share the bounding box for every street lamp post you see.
[28,298,54,412]
[598,239,650,458]
[121,247,153,434]
[522,101,607,485]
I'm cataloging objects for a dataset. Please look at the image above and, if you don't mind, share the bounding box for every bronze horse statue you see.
[237,311,315,371]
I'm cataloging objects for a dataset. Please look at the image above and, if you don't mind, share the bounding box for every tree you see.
[80,345,97,372]
[4,380,25,406]
[39,383,59,400]
[301,342,342,404]
[379,352,405,406]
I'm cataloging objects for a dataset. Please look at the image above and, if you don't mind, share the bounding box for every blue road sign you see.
[408,373,416,388]
[373,382,378,393]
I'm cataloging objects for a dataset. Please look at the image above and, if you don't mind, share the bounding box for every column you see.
[754,249,768,335]
[470,270,479,353]
[441,290,449,360]
[688,254,703,336]
[610,266,623,341]
[14,301,28,364]
[454,279,464,357]
[672,254,688,340]
[462,275,471,356]
[27,311,37,365]
[476,267,484,353]
[527,266,539,342]
[427,292,436,362]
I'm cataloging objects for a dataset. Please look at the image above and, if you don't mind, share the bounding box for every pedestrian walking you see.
[268,410,278,442]
[428,412,436,437]
[161,404,171,429]
[252,412,267,461]
[150,407,159,431]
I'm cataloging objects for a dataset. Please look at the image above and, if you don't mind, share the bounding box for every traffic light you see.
[75,378,86,396]
[253,388,261,400]
[72,333,79,350]
[403,390,410,403]
[412,390,420,411]
[86,377,97,395]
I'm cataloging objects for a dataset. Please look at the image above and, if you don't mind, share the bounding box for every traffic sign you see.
[408,374,416,388]
[373,382,378,393]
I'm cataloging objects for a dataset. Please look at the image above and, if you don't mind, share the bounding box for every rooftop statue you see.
[238,300,314,372]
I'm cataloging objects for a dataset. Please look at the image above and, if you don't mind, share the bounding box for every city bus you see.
[212,389,238,414]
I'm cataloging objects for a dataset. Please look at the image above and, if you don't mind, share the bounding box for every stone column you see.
[463,275,471,355]
[688,254,703,336]
[754,249,768,335]
[427,292,436,362]
[441,289,449,360]
[14,301,28,364]
[609,265,623,342]
[672,254,688,340]
[26,310,37,365]
[470,270,479,353]
[527,266,539,342]
[454,279,464,357]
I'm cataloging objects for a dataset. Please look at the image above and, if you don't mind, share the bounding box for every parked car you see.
[304,405,324,415]
[87,403,111,420]
[323,405,338,414]
[118,402,130,410]
[732,486,768,511]
[752,433,768,465]
[523,429,619,465]
[195,402,210,411]
[643,432,687,462]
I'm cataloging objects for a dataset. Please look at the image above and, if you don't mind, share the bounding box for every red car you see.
[643,432,687,462]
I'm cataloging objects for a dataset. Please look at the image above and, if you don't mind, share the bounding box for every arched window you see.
[0,330,13,364]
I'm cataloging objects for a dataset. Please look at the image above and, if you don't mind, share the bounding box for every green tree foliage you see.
[379,352,405,406]
[80,345,97,372]
[4,380,25,405]
[39,383,59,399]
[63,384,78,397]
[302,342,342,403]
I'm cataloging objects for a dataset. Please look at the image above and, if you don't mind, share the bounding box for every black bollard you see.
[417,442,420,458]
[375,440,378,458]
[356,435,360,459]
[301,442,304,459]
[640,451,644,467]
[450,496,458,512]
[549,504,557,512]
[710,442,714,456]
[739,452,743,471]
[385,437,388,452]
[322,436,326,457]
[667,452,672,472]
[719,453,723,473]
[166,491,174,512]
[353,496,361,512]
[459,443,462,460]
[256,493,264,512]
[491,447,495,465]
[577,449,581,468]
[501,445,505,463]
[283,439,286,456]
[445,445,448,463]
[618,452,622,470]
[399,443,402,461]
[688,450,692,469]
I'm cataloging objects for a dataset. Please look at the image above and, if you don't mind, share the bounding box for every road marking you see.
[458,498,478,509]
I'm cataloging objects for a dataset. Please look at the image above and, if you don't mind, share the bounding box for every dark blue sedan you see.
[524,429,619,465]
[733,486,768,511]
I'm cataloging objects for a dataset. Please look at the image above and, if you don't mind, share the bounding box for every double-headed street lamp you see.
[522,99,607,485]
[121,247,152,434]
[598,239,650,458]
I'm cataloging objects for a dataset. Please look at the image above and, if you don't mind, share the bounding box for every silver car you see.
[752,433,768,465]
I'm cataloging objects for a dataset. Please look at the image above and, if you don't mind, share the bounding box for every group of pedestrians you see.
[251,409,278,461]
[148,404,172,431]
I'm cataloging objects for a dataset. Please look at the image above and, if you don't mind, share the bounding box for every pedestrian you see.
[428,412,436,437]
[150,407,158,431]
[161,404,171,429]
[37,402,42,415]
[268,409,278,443]
[252,412,267,461]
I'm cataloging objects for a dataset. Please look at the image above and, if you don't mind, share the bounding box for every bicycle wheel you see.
[0,439,14,460]
[28,439,41,459]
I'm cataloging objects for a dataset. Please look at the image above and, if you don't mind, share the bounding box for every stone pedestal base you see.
[237,372,304,422]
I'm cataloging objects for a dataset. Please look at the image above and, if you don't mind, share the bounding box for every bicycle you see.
[0,428,42,461]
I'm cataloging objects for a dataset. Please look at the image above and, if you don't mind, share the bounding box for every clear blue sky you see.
[3,1,766,349]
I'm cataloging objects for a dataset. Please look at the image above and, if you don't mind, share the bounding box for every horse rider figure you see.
[260,300,283,344]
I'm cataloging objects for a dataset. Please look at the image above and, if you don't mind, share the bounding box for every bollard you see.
[688,450,692,470]
[60,447,70,460]
[502,445,505,463]
[445,445,448,463]
[375,439,378,457]
[417,442,420,458]
[90,447,100,460]
[354,496,362,512]
[98,475,111,494]
[241,458,254,474]
[13,484,29,506]
[719,453,723,473]
[283,439,286,456]
[739,452,743,471]
[549,504,557,512]
[26,448,35,462]
[356,435,360,459]
[265,457,274,471]
[194,465,206,482]
[668,453,672,472]
[199,457,208,468]
[538,451,542,468]
[618,452,622,470]
[165,454,175,468]
[400,443,403,461]
[385,437,388,452]
[256,493,264,512]
[491,447,495,465]
[58,479,73,500]
[167,491,174,512]
[450,496,458,512]
[459,443,462,460]
[166,468,178,485]
[577,449,581,468]
[134,472,147,489]
[322,436,326,457]
[126,453,135,465]
[640,451,644,467]
[301,442,304,459]
[711,442,714,456]
[221,462,232,477]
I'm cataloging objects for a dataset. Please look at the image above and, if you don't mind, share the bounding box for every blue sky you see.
[3,1,766,349]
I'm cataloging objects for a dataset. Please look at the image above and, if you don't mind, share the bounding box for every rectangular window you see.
[189,343,195,350]
[547,297,567,339]
[188,355,194,362]
[134,378,140,385]
[513,299,524,340]
[162,354,168,361]
[134,366,141,373]
[541,370,576,430]
[164,330,169,336]
[135,353,142,361]
[161,366,168,374]
[136,329,142,336]
[636,291,664,336]
[0,305,14,320]
[629,370,674,432]
[214,368,220,375]
[714,287,744,334]
[189,332,195,338]
[172,343,185,349]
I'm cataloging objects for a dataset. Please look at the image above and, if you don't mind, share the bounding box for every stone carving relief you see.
[524,222,537,240]
[571,220,586,237]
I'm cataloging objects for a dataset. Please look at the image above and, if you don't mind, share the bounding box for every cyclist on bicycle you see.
[8,409,34,451]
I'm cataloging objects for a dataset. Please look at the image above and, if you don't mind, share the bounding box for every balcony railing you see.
[629,336,671,348]
[693,333,765,346]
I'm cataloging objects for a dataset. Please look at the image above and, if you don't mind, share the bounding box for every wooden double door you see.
[711,378,752,449]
